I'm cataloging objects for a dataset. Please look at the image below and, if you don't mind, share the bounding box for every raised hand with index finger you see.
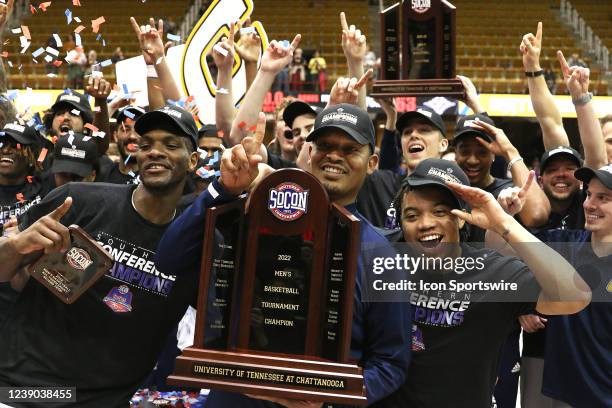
[260,34,301,75]
[212,21,237,71]
[520,21,543,71]
[340,11,367,63]
[219,113,266,195]
[557,50,590,99]
[496,171,536,216]
[328,69,373,107]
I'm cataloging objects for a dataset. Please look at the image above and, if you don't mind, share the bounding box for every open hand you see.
[130,17,166,65]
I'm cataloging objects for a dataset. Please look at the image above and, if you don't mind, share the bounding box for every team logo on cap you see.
[5,123,25,133]
[60,94,81,104]
[416,108,433,118]
[65,247,93,271]
[427,167,462,184]
[548,147,574,156]
[321,109,358,126]
[103,285,133,313]
[412,0,431,13]
[161,106,183,119]
[268,182,309,221]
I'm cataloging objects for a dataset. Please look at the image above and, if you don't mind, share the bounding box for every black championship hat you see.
[306,103,375,151]
[575,164,612,189]
[540,146,583,173]
[453,114,495,144]
[51,132,99,177]
[396,105,446,137]
[404,158,470,210]
[1,122,40,146]
[198,124,218,139]
[51,90,94,124]
[282,100,321,128]
[134,105,198,150]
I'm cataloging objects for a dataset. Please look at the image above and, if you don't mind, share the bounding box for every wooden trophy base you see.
[168,348,367,405]
[371,78,465,98]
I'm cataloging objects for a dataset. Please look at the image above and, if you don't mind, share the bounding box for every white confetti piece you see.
[44,55,53,63]
[167,33,180,42]
[74,33,81,47]
[71,109,80,116]
[45,46,59,57]
[216,87,229,95]
[100,59,112,67]
[213,43,228,56]
[240,26,256,35]
[32,47,45,58]
[53,33,62,48]
[11,28,22,34]
[74,16,81,23]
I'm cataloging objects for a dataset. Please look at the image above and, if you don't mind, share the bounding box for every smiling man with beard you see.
[371,158,590,408]
[0,104,259,407]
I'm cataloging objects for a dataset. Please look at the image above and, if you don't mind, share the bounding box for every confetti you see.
[213,43,228,56]
[19,37,30,54]
[7,61,12,68]
[37,148,48,162]
[44,55,53,63]
[123,111,136,120]
[72,0,81,6]
[280,40,290,48]
[67,134,74,145]
[100,59,112,67]
[124,155,132,165]
[248,125,257,132]
[93,106,101,112]
[84,123,99,132]
[240,26,256,35]
[92,131,106,138]
[11,28,21,34]
[74,33,81,47]
[29,4,36,14]
[216,87,229,95]
[32,48,45,58]
[74,25,85,34]
[65,9,72,24]
[238,121,246,129]
[74,16,81,23]
[45,47,59,57]
[53,33,62,47]
[16,143,21,150]
[82,136,91,142]
[39,2,52,12]
[127,143,137,150]
[91,16,106,33]
[70,109,80,116]
[167,33,180,42]
[217,130,224,138]
[21,26,30,40]
[155,56,163,65]
[53,60,63,67]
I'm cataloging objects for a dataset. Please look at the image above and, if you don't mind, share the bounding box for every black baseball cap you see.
[51,132,98,177]
[574,164,612,189]
[134,105,198,150]
[198,124,218,139]
[51,90,93,124]
[306,103,375,151]
[404,158,470,210]
[115,106,145,124]
[540,146,583,173]
[283,100,321,129]
[453,114,495,144]
[1,122,40,145]
[396,105,446,137]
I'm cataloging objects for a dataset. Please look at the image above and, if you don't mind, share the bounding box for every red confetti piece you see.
[39,2,52,12]
[238,121,246,129]
[52,60,62,67]
[248,125,257,132]
[51,136,58,144]
[73,0,81,6]
[217,130,224,138]
[125,118,135,126]
[84,123,99,132]
[91,16,106,33]
[127,143,137,151]
[26,176,33,183]
[16,193,25,202]
[74,25,85,34]
[16,143,21,150]
[30,4,37,14]
[37,148,48,162]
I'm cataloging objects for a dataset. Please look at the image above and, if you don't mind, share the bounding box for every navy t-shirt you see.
[537,229,612,408]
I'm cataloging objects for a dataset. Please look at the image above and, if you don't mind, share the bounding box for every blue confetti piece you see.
[32,47,45,58]
[122,83,128,94]
[96,34,102,41]
[123,110,135,120]
[279,40,290,48]
[124,154,132,166]
[65,9,72,24]
[7,90,18,101]
[214,170,221,177]
[27,119,36,127]
[100,59,112,67]
[167,33,180,42]
[35,124,44,131]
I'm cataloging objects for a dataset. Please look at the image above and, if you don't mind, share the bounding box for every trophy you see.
[168,168,367,405]
[372,0,465,98]
[28,226,113,304]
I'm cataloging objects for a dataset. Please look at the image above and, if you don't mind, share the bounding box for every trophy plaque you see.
[28,225,113,304]
[373,0,465,98]
[168,168,367,405]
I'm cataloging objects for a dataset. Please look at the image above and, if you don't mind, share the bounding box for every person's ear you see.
[188,150,199,172]
[439,137,449,155]
[367,152,379,175]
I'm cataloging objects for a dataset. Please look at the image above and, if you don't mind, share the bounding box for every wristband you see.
[146,65,158,78]
[506,156,523,174]
[572,92,592,106]
[524,70,544,77]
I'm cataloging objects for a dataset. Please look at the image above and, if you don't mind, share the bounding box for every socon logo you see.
[412,0,431,13]
[268,182,309,221]
[66,247,93,270]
